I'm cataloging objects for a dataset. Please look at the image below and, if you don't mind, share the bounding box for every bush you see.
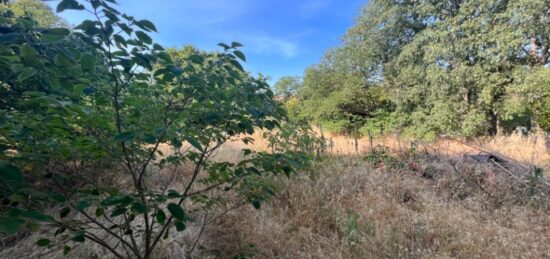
[0,1,309,258]
[264,118,326,155]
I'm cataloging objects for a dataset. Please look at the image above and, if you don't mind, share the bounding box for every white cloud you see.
[249,36,298,58]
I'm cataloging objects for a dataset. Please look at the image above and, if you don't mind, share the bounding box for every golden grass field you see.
[2,132,550,258]
[198,132,550,258]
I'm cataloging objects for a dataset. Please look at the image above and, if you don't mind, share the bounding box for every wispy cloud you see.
[248,36,298,58]
[297,0,332,18]
[48,0,362,84]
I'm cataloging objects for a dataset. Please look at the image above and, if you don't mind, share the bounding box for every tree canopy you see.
[289,0,550,139]
[0,0,67,28]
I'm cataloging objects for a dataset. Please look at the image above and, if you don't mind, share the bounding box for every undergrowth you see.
[201,148,550,259]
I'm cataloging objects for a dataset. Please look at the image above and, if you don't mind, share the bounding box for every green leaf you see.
[153,43,164,51]
[233,50,246,62]
[49,193,66,203]
[63,245,72,255]
[0,33,19,43]
[167,190,181,198]
[218,43,231,50]
[55,53,73,67]
[136,19,157,32]
[36,238,51,247]
[103,10,119,22]
[202,112,220,123]
[135,31,152,45]
[54,227,66,236]
[75,20,99,35]
[110,207,127,217]
[0,217,25,235]
[80,54,96,72]
[171,138,182,149]
[95,207,104,217]
[41,28,70,42]
[131,202,148,214]
[113,34,127,48]
[184,136,203,152]
[71,233,85,242]
[229,59,244,72]
[20,45,37,57]
[156,209,166,224]
[231,42,243,48]
[75,200,91,211]
[44,28,70,36]
[175,221,185,232]
[57,0,85,12]
[100,195,132,207]
[60,207,70,218]
[252,200,261,209]
[168,65,184,76]
[17,69,36,82]
[166,203,185,221]
[157,52,172,63]
[0,162,24,186]
[41,35,65,43]
[189,54,204,64]
[114,132,135,142]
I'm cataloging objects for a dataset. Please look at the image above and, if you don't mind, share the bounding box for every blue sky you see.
[47,0,366,84]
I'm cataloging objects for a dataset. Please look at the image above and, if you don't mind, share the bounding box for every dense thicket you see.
[285,0,550,139]
[0,1,309,258]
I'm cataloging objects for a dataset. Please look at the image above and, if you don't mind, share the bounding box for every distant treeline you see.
[275,0,550,139]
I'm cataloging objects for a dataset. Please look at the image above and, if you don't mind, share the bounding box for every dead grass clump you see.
[434,162,550,212]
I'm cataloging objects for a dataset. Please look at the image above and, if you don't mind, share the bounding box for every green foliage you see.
[273,75,302,101]
[291,46,395,134]
[0,0,67,28]
[0,1,311,258]
[518,67,550,132]
[359,110,402,137]
[263,118,326,154]
[363,145,404,169]
[288,0,550,138]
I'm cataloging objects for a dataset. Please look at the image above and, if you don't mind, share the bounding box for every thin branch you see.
[189,210,209,254]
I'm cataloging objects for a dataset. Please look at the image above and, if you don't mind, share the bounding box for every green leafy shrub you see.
[264,118,326,155]
[363,145,404,169]
[0,1,310,258]
[359,110,402,137]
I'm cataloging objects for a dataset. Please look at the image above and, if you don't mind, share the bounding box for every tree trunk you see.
[487,110,499,136]
[529,36,546,65]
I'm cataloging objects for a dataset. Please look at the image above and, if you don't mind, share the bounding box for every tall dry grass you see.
[200,150,550,259]
[2,133,550,258]
[238,130,550,168]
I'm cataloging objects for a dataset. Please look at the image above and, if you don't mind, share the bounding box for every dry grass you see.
[200,151,550,259]
[2,133,550,259]
[233,130,550,170]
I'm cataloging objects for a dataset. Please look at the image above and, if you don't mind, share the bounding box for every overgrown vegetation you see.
[0,0,311,258]
[2,0,550,258]
[280,0,550,139]
[206,149,550,258]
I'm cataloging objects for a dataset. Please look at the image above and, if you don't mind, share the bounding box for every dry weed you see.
[201,151,550,259]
